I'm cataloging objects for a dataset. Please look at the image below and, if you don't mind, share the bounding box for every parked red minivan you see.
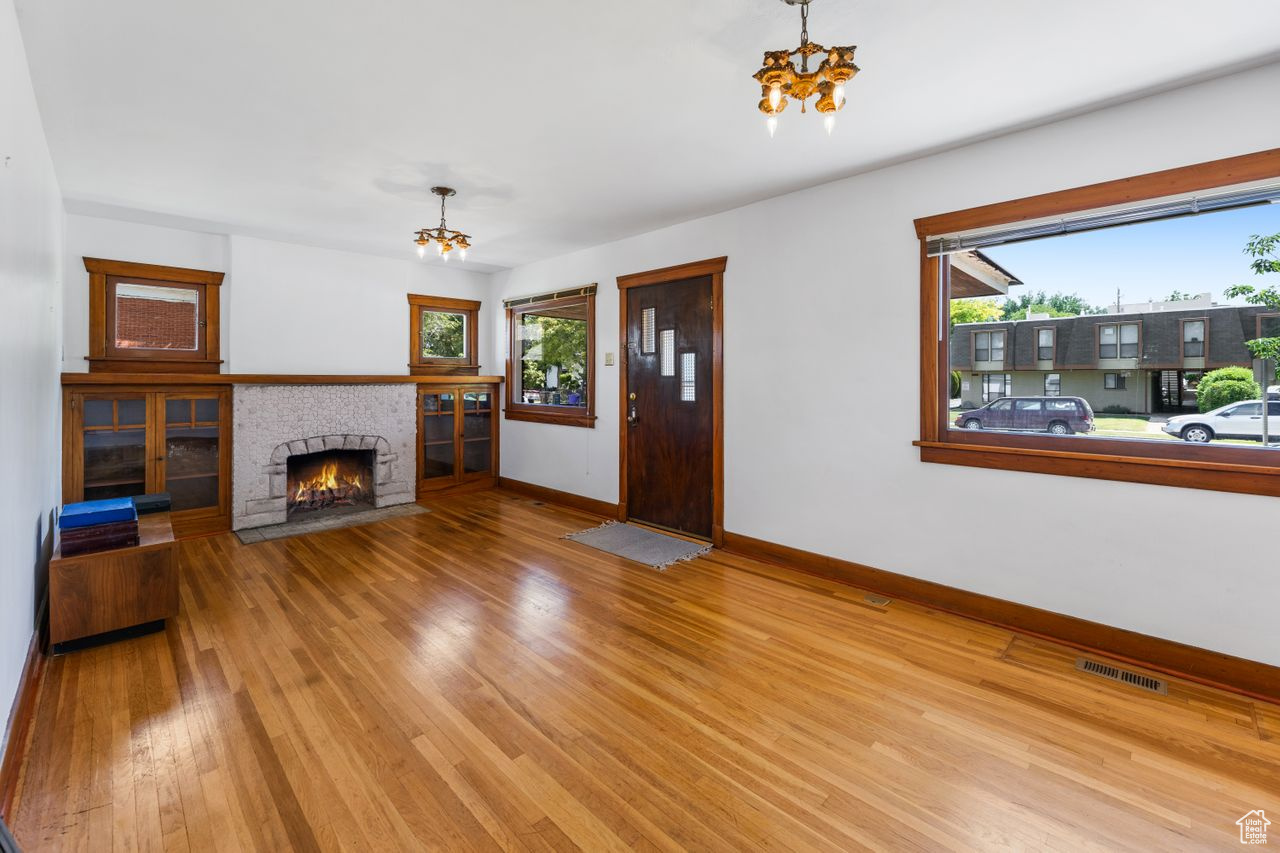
[954,396,1094,435]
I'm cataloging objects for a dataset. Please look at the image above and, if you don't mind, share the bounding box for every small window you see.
[505,289,596,428]
[982,373,1010,402]
[974,331,990,362]
[408,294,481,375]
[680,352,697,402]
[1183,319,1205,358]
[1037,328,1055,362]
[1099,324,1118,359]
[990,331,1006,362]
[1119,323,1139,358]
[86,258,223,372]
[1044,373,1061,396]
[1104,373,1126,390]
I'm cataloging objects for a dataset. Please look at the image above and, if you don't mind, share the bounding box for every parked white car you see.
[1162,400,1280,443]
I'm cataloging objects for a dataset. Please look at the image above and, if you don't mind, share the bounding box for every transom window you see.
[408,294,481,375]
[504,286,597,428]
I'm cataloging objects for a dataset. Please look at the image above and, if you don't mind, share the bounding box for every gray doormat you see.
[562,521,711,570]
[235,503,429,544]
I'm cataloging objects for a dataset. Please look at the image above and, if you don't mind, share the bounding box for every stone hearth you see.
[233,384,416,530]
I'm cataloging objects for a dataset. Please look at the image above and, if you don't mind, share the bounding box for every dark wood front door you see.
[625,276,714,539]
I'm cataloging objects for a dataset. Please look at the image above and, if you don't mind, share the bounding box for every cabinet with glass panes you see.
[417,381,499,496]
[64,386,231,536]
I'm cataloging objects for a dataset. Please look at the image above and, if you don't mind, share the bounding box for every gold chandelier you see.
[754,0,859,137]
[413,187,472,262]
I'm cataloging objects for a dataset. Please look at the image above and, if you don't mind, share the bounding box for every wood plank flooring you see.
[11,490,1280,851]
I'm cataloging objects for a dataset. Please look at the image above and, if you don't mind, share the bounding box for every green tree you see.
[1165,289,1192,301]
[1000,290,1102,320]
[520,315,589,402]
[1224,233,1280,361]
[421,311,464,358]
[1196,366,1261,413]
[949,298,1003,327]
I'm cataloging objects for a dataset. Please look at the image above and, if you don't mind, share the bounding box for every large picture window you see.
[504,286,596,428]
[85,258,224,373]
[408,294,480,375]
[918,148,1280,497]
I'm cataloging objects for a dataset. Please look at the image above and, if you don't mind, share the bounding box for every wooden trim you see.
[407,294,481,373]
[85,258,224,372]
[913,147,1280,238]
[63,373,504,386]
[496,477,619,518]
[616,256,728,290]
[615,257,726,547]
[503,293,597,429]
[919,150,1280,495]
[0,600,47,822]
[84,257,225,286]
[721,530,1280,706]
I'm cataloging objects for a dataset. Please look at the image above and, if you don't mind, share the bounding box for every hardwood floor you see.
[11,490,1279,851]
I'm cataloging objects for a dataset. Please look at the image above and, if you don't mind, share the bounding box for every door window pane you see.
[680,352,696,402]
[114,282,199,351]
[660,329,675,376]
[641,308,656,354]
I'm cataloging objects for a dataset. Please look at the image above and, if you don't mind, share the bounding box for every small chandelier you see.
[754,0,859,137]
[413,187,472,262]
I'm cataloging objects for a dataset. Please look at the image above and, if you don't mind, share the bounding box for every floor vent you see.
[1075,658,1168,695]
[863,594,892,607]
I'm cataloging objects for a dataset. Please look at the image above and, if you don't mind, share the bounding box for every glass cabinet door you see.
[421,391,456,481]
[461,390,493,476]
[80,395,150,502]
[162,394,223,512]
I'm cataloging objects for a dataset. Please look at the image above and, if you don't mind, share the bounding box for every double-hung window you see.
[974,330,1004,363]
[1037,328,1055,362]
[1098,323,1139,359]
[1183,319,1206,358]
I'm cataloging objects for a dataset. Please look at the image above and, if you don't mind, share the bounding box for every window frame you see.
[1103,372,1127,390]
[503,292,597,428]
[1043,373,1060,396]
[85,258,224,373]
[981,372,1011,402]
[914,147,1280,498]
[1181,317,1207,359]
[408,294,481,375]
[1036,327,1055,363]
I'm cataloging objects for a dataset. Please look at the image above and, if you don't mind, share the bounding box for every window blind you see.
[926,183,1280,257]
[503,284,597,309]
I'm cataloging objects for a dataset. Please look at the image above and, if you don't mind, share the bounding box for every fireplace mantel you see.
[62,373,503,386]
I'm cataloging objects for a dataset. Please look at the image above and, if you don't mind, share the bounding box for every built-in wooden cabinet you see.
[417,380,500,496]
[63,385,231,537]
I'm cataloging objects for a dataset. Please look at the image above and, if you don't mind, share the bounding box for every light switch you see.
[604,352,615,366]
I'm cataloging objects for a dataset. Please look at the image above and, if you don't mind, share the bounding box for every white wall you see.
[228,236,492,375]
[63,214,229,371]
[490,61,1280,667]
[61,222,494,375]
[0,0,62,736]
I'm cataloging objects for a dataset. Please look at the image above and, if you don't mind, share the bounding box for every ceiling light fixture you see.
[754,0,859,137]
[413,187,472,262]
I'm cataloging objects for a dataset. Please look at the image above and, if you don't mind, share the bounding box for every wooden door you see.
[157,389,230,528]
[69,392,154,503]
[625,277,714,539]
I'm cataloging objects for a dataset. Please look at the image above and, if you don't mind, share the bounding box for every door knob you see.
[627,405,638,426]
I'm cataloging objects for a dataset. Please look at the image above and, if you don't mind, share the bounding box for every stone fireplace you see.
[233,384,417,530]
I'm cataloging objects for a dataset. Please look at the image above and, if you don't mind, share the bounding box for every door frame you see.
[616,256,726,546]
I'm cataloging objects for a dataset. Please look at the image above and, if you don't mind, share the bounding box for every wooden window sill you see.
[915,439,1280,497]
[505,408,597,428]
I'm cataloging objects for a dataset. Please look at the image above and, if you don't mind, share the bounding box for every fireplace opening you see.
[286,449,375,519]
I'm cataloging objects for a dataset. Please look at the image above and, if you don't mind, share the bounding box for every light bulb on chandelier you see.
[752,0,859,137]
[410,186,474,262]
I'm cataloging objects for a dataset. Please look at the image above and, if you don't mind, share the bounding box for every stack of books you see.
[59,498,140,557]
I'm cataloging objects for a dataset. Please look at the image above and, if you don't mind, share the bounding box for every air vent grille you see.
[1075,658,1167,695]
[863,594,892,607]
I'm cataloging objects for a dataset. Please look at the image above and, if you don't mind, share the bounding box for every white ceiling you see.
[15,0,1280,271]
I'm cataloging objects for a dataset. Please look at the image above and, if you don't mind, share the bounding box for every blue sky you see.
[982,203,1280,311]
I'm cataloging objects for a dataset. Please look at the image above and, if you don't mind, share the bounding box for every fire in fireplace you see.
[286,449,375,517]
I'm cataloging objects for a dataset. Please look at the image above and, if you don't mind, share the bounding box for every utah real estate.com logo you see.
[1238,810,1270,845]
